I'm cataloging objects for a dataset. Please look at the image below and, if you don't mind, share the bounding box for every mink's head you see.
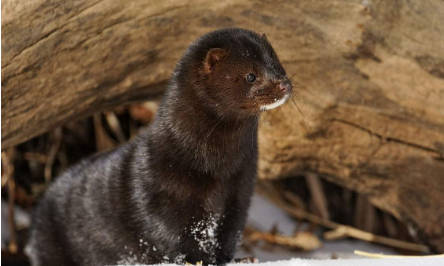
[175,28,292,118]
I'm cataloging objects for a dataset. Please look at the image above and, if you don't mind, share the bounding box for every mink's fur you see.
[27,28,291,266]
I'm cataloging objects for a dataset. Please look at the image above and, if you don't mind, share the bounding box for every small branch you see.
[94,113,116,151]
[354,194,375,232]
[44,127,63,184]
[247,231,322,251]
[2,149,18,253]
[305,173,330,220]
[105,111,126,143]
[22,152,48,164]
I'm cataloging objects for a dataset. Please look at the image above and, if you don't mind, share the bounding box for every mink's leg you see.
[216,197,253,265]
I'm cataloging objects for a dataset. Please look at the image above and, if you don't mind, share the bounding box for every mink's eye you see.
[246,73,256,82]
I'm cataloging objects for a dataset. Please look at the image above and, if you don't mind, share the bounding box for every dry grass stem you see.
[94,113,116,151]
[22,152,48,164]
[44,127,63,184]
[305,173,330,220]
[105,111,126,143]
[248,231,322,251]
[2,149,18,253]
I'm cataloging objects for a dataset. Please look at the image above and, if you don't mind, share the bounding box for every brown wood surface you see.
[2,0,444,252]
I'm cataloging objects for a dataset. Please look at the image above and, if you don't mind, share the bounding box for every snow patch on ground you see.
[236,258,444,266]
[115,257,444,266]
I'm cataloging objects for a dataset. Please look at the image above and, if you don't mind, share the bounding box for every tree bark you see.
[2,0,444,252]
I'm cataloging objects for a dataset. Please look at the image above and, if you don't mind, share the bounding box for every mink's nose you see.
[279,80,292,93]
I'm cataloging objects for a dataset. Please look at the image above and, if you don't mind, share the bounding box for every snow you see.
[234,258,444,266]
[115,257,444,266]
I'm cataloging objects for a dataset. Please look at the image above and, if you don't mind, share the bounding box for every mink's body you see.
[27,28,292,266]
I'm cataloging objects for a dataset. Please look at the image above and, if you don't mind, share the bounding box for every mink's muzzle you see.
[279,80,292,94]
[253,78,292,111]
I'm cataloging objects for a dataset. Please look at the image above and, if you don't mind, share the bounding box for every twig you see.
[57,152,69,171]
[45,127,63,184]
[354,194,375,232]
[283,191,306,210]
[247,231,322,251]
[305,173,330,220]
[354,250,444,258]
[105,111,126,143]
[382,213,398,238]
[2,149,18,253]
[256,181,430,253]
[129,117,139,139]
[22,152,48,164]
[94,113,116,151]
[1,156,10,188]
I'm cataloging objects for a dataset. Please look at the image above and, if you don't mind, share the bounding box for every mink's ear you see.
[260,32,268,41]
[204,48,228,73]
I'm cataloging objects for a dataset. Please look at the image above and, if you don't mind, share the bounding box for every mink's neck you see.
[146,83,258,177]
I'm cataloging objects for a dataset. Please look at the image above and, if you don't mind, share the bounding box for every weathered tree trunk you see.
[2,0,444,252]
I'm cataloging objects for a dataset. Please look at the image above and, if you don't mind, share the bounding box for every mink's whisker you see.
[291,92,314,114]
[288,73,298,80]
[290,97,312,134]
[278,106,290,125]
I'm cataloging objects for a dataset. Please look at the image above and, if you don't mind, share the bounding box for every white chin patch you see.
[260,94,290,111]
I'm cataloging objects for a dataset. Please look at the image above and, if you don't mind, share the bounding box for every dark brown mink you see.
[26,28,292,266]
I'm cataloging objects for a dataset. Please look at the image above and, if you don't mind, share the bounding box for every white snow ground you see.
[152,258,444,266]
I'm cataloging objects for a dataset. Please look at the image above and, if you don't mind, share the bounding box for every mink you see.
[26,28,292,266]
